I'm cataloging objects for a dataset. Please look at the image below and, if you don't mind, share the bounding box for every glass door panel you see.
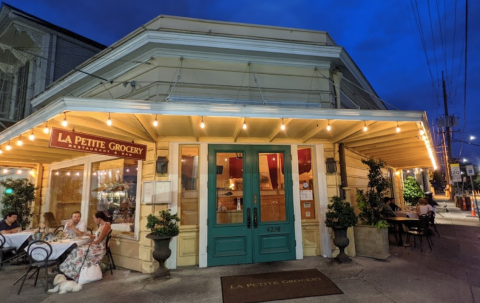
[215,152,244,225]
[258,152,286,222]
[50,165,84,226]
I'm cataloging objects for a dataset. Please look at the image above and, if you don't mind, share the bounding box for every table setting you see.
[26,236,93,261]
[3,231,32,249]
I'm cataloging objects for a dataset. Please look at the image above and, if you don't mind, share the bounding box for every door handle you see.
[247,208,251,229]
[254,207,258,228]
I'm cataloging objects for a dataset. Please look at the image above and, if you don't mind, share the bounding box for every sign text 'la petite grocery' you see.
[49,128,147,161]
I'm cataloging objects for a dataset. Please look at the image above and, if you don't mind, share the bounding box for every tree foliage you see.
[356,158,390,228]
[0,178,37,229]
[325,196,358,228]
[146,209,180,237]
[403,176,424,205]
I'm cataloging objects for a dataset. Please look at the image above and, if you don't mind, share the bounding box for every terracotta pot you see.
[146,234,173,279]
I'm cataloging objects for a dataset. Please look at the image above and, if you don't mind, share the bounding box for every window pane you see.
[50,165,84,227]
[298,147,315,219]
[90,159,138,235]
[216,153,243,224]
[180,146,199,226]
[259,153,286,222]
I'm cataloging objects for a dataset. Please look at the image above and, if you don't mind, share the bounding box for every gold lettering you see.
[58,133,72,144]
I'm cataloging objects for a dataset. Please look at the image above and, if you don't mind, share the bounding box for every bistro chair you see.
[427,211,440,237]
[104,230,116,275]
[15,240,57,295]
[53,225,64,237]
[0,234,17,270]
[406,214,433,253]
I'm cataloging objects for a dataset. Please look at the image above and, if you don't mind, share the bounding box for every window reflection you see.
[180,146,199,226]
[216,153,243,224]
[50,165,84,225]
[259,153,286,222]
[89,159,138,235]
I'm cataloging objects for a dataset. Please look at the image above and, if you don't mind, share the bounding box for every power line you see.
[426,0,441,88]
[435,0,448,81]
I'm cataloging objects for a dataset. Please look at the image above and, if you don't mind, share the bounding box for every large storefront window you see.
[179,146,199,226]
[50,165,85,225]
[89,159,138,235]
[298,147,316,219]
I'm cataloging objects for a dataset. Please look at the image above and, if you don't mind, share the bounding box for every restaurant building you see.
[0,15,437,273]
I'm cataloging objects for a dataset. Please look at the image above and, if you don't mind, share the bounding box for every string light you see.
[396,122,401,133]
[62,112,68,127]
[363,121,368,132]
[153,115,158,127]
[419,129,425,135]
[17,135,23,146]
[29,129,34,141]
[43,121,49,134]
[326,120,331,131]
[281,118,286,130]
[200,116,205,129]
[106,113,112,126]
[6,141,11,151]
[0,147,2,155]
[243,118,247,130]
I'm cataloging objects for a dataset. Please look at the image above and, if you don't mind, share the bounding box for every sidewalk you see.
[2,204,480,303]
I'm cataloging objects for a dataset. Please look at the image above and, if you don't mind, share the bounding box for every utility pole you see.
[442,71,453,200]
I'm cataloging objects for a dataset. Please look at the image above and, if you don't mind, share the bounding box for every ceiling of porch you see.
[0,108,435,170]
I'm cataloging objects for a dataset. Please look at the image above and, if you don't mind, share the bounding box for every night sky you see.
[6,0,480,167]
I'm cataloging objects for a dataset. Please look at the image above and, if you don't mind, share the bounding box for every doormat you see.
[221,268,343,303]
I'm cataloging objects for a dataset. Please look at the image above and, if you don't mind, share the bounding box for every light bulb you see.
[153,119,158,127]
[62,118,68,127]
[44,126,49,134]
[243,122,247,130]
[327,124,331,131]
[396,126,401,133]
[17,139,22,146]
[0,149,2,155]
[200,121,205,129]
[29,133,34,140]
[363,126,367,132]
[107,118,112,126]
[6,143,11,151]
[419,130,425,135]
[281,123,285,130]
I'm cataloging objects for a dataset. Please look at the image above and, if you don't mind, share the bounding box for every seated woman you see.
[43,212,58,233]
[416,198,434,216]
[59,211,111,281]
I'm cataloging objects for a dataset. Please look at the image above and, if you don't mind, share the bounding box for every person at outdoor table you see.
[0,212,21,234]
[59,211,111,281]
[416,198,434,216]
[63,211,86,238]
[388,198,401,211]
[383,198,396,217]
[43,212,58,233]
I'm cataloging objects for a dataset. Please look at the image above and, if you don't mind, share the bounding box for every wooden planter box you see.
[354,225,390,260]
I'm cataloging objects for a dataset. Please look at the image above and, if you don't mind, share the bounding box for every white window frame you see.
[46,154,142,240]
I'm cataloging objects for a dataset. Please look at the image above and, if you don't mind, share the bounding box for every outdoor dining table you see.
[26,236,92,261]
[3,231,32,249]
[385,217,419,246]
[394,211,419,218]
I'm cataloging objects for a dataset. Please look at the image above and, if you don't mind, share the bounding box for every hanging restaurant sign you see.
[49,128,147,161]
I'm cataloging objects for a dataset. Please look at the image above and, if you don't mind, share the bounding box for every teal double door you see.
[207,145,296,266]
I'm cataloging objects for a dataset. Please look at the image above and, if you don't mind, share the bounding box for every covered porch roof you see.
[0,97,436,170]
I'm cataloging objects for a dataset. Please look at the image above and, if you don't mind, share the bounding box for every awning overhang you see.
[0,97,437,170]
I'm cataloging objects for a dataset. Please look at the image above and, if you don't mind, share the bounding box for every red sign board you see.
[49,128,147,161]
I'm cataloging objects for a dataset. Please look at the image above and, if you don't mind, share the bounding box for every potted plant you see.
[325,196,358,263]
[403,176,425,206]
[146,209,180,278]
[354,158,390,260]
[0,178,37,229]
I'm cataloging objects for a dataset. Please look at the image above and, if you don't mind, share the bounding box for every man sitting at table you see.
[388,198,401,211]
[63,211,86,238]
[0,212,21,234]
[383,198,396,217]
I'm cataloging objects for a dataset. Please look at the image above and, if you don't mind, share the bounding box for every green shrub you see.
[0,178,37,229]
[325,196,358,228]
[403,176,424,206]
[146,209,180,237]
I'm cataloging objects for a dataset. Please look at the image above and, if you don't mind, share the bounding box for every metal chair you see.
[53,225,64,237]
[0,234,17,270]
[15,240,57,294]
[104,230,116,274]
[406,214,433,252]
[427,211,440,236]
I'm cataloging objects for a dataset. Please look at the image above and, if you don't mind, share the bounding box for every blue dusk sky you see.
[5,0,480,167]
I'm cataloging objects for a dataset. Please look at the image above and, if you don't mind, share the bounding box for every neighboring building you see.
[0,15,437,273]
[0,3,105,131]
